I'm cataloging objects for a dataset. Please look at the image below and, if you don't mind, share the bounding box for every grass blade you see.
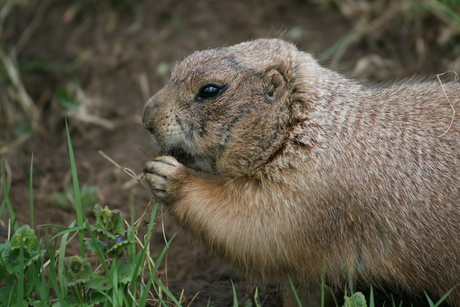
[65,120,86,258]
[29,153,34,229]
[138,269,156,306]
[17,241,25,307]
[369,286,375,307]
[231,280,238,307]
[156,277,182,306]
[2,158,18,231]
[151,232,176,276]
[428,286,457,307]
[58,220,76,295]
[288,276,302,307]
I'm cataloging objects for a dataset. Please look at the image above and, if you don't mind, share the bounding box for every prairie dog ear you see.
[264,68,288,102]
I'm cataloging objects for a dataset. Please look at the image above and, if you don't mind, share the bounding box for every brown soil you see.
[1,1,457,306]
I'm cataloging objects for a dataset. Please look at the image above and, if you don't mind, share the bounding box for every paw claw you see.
[152,156,180,167]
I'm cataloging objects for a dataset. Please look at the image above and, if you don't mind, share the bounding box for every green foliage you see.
[0,131,178,306]
[0,225,44,274]
[426,286,457,307]
[0,201,160,307]
[343,292,367,307]
[52,184,100,216]
[47,204,143,306]
[55,85,80,111]
[62,255,93,286]
[94,204,125,237]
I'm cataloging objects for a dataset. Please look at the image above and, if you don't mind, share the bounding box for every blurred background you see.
[0,0,459,305]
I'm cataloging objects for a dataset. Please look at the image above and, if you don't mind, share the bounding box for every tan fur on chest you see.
[142,39,460,306]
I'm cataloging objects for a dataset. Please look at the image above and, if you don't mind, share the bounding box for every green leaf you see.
[118,262,140,285]
[80,185,100,212]
[94,204,111,228]
[87,290,107,304]
[85,275,113,291]
[0,241,12,253]
[28,298,43,307]
[0,233,44,274]
[93,204,125,237]
[62,256,92,286]
[9,299,28,307]
[10,248,43,262]
[10,225,38,251]
[0,285,13,303]
[84,237,108,253]
[107,240,135,255]
[88,226,117,241]
[9,245,32,258]
[1,245,20,274]
[51,297,81,307]
[343,292,367,307]
[53,185,100,216]
[110,209,125,236]
[51,190,73,212]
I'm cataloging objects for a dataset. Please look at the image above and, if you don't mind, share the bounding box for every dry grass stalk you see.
[0,50,40,128]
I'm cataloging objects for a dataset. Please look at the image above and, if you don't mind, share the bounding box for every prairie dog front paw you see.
[142,156,188,204]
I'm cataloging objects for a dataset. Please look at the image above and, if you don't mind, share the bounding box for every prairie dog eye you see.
[196,84,225,100]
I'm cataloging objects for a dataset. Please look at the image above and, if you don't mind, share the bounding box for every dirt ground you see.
[1,0,458,306]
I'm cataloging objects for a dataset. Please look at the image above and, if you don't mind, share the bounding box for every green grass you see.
[0,127,181,307]
[286,282,453,307]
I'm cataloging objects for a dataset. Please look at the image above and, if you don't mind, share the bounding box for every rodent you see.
[142,39,460,306]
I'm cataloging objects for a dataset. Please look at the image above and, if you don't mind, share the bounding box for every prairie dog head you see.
[143,39,320,176]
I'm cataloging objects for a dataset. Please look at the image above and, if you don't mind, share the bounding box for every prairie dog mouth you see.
[147,131,217,174]
[166,148,195,166]
[168,148,217,174]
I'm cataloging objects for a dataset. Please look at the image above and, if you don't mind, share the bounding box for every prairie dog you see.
[142,39,460,306]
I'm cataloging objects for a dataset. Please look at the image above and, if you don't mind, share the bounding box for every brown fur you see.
[142,39,460,306]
